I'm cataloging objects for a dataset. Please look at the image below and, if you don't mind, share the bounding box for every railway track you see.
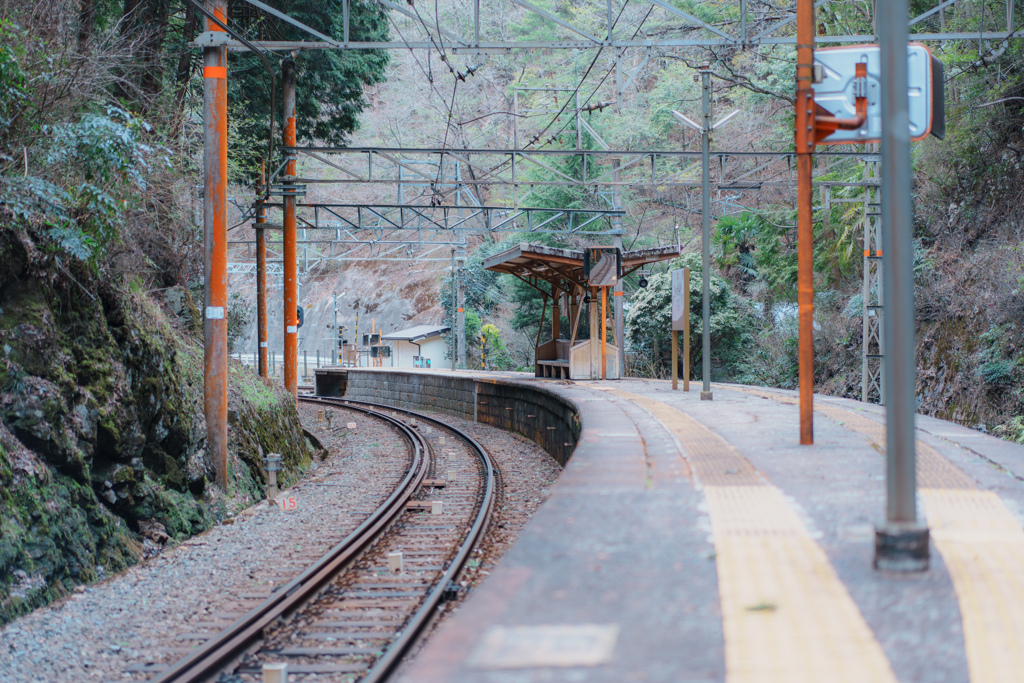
[147,398,495,683]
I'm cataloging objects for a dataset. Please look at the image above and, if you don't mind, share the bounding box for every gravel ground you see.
[0,405,562,683]
[0,404,408,682]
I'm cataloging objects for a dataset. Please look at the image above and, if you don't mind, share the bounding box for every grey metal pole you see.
[451,250,457,371]
[874,0,929,571]
[333,292,338,364]
[700,64,713,401]
[457,244,466,368]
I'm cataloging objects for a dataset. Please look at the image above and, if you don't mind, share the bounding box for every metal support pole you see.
[875,0,929,571]
[683,266,690,392]
[256,168,269,378]
[456,245,466,368]
[795,0,814,444]
[282,59,298,400]
[671,330,678,390]
[700,64,713,401]
[552,296,561,340]
[611,162,626,376]
[862,147,885,403]
[450,250,457,371]
[601,286,608,380]
[203,0,229,491]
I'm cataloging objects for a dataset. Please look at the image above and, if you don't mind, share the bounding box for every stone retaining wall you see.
[335,370,579,465]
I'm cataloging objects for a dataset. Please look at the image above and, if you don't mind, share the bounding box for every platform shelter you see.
[483,243,680,380]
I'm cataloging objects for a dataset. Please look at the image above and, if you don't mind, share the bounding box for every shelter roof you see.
[482,242,681,292]
[381,324,451,342]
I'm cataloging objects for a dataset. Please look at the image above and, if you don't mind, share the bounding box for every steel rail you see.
[150,402,430,683]
[330,398,497,683]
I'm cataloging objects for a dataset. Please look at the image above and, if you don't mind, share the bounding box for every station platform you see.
[379,376,1024,683]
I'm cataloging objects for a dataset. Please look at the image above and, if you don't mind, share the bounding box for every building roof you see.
[381,324,451,343]
[482,242,681,293]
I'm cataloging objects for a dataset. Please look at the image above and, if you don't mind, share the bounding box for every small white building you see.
[382,324,451,369]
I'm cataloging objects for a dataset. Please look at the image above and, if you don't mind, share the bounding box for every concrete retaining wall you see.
[337,370,579,465]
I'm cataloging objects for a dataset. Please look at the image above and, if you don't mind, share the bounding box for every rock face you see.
[0,229,313,625]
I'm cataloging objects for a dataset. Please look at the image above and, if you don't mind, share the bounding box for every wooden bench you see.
[537,359,571,379]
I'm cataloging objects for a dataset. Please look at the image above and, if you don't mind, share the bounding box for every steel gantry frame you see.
[229,204,627,263]
[861,149,884,405]
[198,0,1021,489]
[195,0,1020,53]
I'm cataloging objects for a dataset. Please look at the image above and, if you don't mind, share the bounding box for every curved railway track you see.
[148,398,495,683]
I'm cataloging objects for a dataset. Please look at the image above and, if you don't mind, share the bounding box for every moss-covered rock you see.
[0,226,313,625]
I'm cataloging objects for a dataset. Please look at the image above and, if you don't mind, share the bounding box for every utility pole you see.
[203,0,228,491]
[699,63,713,401]
[577,90,626,374]
[795,0,814,443]
[456,244,466,368]
[611,167,625,377]
[672,69,740,399]
[875,0,929,571]
[256,164,268,378]
[282,59,298,399]
[450,250,457,371]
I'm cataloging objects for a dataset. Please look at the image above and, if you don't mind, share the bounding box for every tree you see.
[625,253,753,380]
[480,323,512,370]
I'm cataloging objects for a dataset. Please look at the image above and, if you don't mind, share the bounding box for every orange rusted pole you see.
[256,163,268,378]
[601,286,608,380]
[203,0,229,490]
[795,0,814,445]
[282,59,298,399]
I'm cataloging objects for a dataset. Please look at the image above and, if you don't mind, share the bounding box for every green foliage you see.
[228,0,390,178]
[0,22,28,152]
[976,324,1020,388]
[994,416,1024,444]
[625,253,754,379]
[480,323,513,370]
[438,240,507,364]
[980,359,1018,386]
[227,293,253,353]
[1,107,166,264]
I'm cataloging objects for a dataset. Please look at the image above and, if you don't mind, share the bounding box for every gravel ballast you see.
[0,402,562,682]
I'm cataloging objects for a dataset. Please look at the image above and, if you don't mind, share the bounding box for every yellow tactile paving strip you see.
[590,386,899,683]
[723,384,1024,683]
[733,387,973,488]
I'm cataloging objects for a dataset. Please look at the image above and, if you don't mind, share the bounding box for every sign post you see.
[671,268,690,391]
